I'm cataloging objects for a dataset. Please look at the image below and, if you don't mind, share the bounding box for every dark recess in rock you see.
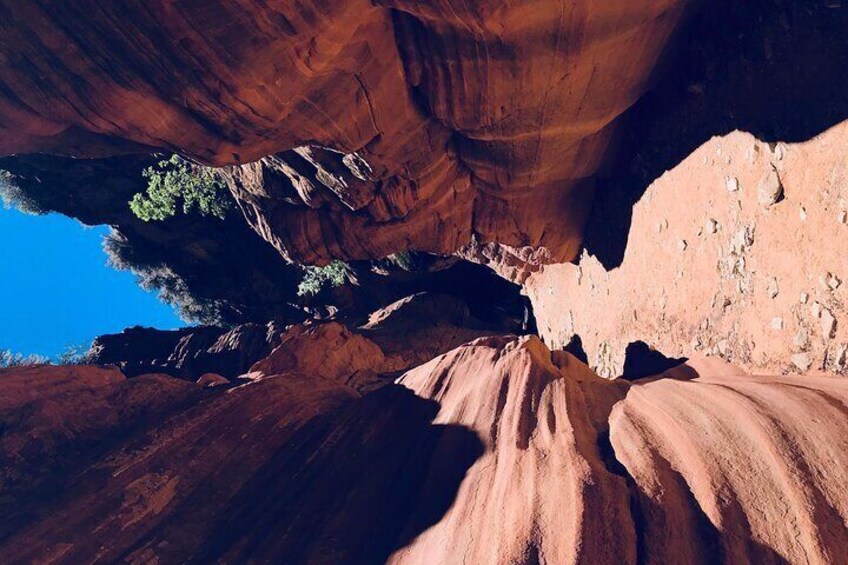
[0,154,304,325]
[583,0,848,268]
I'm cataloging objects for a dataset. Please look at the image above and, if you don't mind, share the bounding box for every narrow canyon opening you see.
[1,1,848,563]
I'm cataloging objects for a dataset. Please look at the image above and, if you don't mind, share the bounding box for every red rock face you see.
[3,337,848,563]
[4,2,848,562]
[0,0,687,263]
[527,126,848,377]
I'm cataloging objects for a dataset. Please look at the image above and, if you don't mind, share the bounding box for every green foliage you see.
[387,251,413,271]
[130,155,230,221]
[103,229,228,325]
[55,343,92,365]
[0,345,92,368]
[297,260,349,297]
[0,169,46,214]
[0,349,48,367]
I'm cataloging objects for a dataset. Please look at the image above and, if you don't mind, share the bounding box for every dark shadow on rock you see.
[627,437,790,564]
[562,334,589,365]
[591,360,792,563]
[0,153,304,326]
[621,341,688,382]
[583,0,848,269]
[130,385,486,565]
[347,259,536,336]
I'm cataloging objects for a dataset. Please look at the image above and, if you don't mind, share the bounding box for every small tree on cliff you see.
[130,155,230,221]
[297,260,350,297]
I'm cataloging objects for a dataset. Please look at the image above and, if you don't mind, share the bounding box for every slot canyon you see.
[1,1,848,563]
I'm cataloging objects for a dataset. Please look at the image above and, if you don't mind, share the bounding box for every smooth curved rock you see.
[0,364,202,498]
[610,355,848,563]
[196,373,229,388]
[3,337,848,563]
[393,335,636,564]
[0,0,687,265]
[249,293,503,391]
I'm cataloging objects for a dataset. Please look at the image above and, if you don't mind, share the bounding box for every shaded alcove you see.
[583,0,848,269]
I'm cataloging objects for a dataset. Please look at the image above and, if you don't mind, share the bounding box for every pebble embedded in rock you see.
[767,278,779,299]
[800,292,809,304]
[731,225,755,252]
[771,317,783,330]
[821,309,837,339]
[834,344,848,371]
[792,352,812,371]
[799,206,807,221]
[812,302,823,318]
[794,329,809,349]
[828,274,841,291]
[839,210,847,224]
[745,144,760,163]
[705,218,717,234]
[758,166,783,206]
[678,239,688,251]
[726,177,740,192]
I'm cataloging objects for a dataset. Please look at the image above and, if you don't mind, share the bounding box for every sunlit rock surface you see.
[527,125,848,378]
[3,337,848,563]
[3,2,848,563]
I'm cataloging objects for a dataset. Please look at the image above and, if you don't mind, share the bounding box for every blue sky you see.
[0,206,184,359]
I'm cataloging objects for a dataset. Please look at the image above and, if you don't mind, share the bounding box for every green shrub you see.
[297,260,349,297]
[130,155,230,221]
[0,349,48,367]
[0,169,46,214]
[55,343,92,365]
[387,251,413,271]
[103,229,228,325]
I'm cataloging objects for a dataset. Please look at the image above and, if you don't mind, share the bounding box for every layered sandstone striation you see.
[3,335,848,563]
[0,0,687,264]
[3,1,848,562]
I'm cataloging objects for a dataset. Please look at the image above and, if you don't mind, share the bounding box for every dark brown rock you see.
[4,339,848,563]
[0,0,687,268]
[88,322,288,380]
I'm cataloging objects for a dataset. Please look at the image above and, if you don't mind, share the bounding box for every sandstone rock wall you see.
[4,335,848,563]
[527,126,848,378]
[0,0,688,264]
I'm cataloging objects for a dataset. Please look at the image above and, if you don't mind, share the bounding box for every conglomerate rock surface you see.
[528,125,848,378]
